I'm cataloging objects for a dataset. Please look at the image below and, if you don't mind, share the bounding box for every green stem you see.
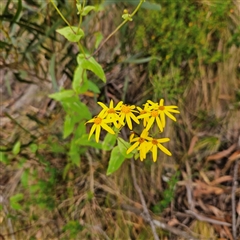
[78,42,86,57]
[78,0,86,30]
[50,0,75,33]
[130,0,144,18]
[92,0,144,57]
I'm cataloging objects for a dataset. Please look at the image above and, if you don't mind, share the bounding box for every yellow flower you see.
[119,102,140,130]
[97,100,123,129]
[138,109,163,132]
[148,99,180,128]
[137,103,150,127]
[127,129,149,161]
[86,111,115,143]
[146,137,171,162]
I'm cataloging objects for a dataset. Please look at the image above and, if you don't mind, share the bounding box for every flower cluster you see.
[86,99,180,162]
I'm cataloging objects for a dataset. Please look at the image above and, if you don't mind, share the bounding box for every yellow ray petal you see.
[127,141,139,154]
[156,117,163,132]
[95,125,101,142]
[130,112,140,124]
[157,143,172,156]
[101,123,115,134]
[146,117,155,131]
[164,111,177,121]
[152,145,158,162]
[89,124,97,139]
[126,115,133,130]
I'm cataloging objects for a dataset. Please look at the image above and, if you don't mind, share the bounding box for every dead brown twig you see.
[130,159,199,240]
[232,158,239,240]
[130,159,159,240]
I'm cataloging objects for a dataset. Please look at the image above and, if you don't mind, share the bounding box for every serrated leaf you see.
[117,138,133,159]
[81,6,96,16]
[56,26,84,42]
[77,54,106,82]
[49,89,75,101]
[107,146,126,175]
[12,140,21,155]
[102,133,117,151]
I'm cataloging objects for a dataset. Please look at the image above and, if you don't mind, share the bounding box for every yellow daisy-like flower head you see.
[119,102,140,130]
[148,99,180,128]
[127,129,149,160]
[146,137,171,162]
[137,109,163,132]
[137,103,150,127]
[97,100,123,129]
[86,111,115,143]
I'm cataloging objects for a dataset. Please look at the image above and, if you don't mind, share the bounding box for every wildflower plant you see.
[47,0,177,175]
[86,98,180,174]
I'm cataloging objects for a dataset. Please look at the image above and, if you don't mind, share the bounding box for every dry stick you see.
[130,160,198,240]
[130,159,160,240]
[232,159,239,240]
[185,210,231,227]
[185,161,195,211]
[3,205,16,240]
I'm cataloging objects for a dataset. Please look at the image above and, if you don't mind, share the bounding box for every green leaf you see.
[74,122,86,139]
[61,95,91,120]
[107,146,126,175]
[0,152,9,164]
[117,138,133,159]
[69,140,81,166]
[75,134,102,149]
[10,193,24,210]
[62,221,84,237]
[49,89,75,101]
[11,0,22,23]
[72,67,90,94]
[72,65,83,93]
[63,163,71,180]
[77,54,106,82]
[140,2,161,11]
[102,133,117,151]
[56,26,84,42]
[29,143,38,153]
[94,32,103,49]
[88,80,100,93]
[21,170,29,188]
[81,6,96,16]
[12,140,21,155]
[69,151,81,166]
[63,114,75,139]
